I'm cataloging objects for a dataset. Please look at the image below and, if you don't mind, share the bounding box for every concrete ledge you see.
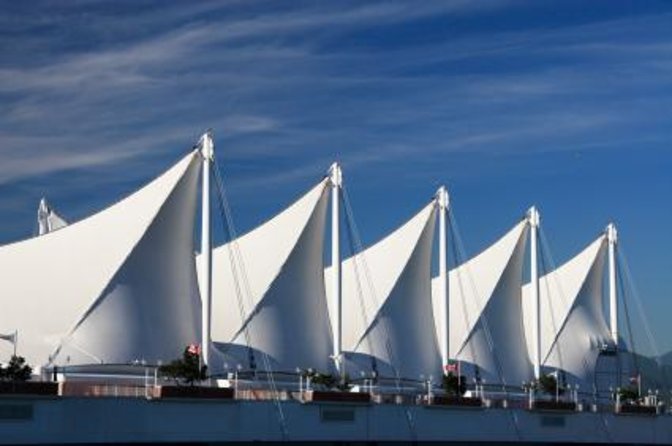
[530,400,577,412]
[0,381,58,396]
[303,390,370,404]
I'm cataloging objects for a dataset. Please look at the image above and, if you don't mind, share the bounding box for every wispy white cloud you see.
[1,1,671,195]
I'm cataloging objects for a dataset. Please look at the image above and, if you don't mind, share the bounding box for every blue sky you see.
[0,1,671,354]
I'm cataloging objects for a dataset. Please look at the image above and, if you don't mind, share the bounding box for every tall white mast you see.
[436,186,450,373]
[527,206,541,380]
[199,131,214,369]
[607,222,618,347]
[329,162,343,374]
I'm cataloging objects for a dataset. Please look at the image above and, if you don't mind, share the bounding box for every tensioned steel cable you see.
[538,228,612,442]
[341,184,418,442]
[449,211,512,393]
[448,210,521,441]
[617,246,670,396]
[617,256,640,385]
[212,156,289,440]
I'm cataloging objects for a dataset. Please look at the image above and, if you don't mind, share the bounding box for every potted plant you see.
[616,386,656,415]
[530,373,576,411]
[157,346,232,399]
[302,370,369,403]
[429,373,482,407]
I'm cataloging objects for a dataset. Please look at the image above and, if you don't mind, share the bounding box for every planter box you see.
[616,404,657,416]
[157,385,234,400]
[0,381,58,396]
[530,400,577,412]
[304,390,370,404]
[430,396,483,408]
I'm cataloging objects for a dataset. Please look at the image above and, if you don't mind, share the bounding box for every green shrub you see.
[538,373,565,396]
[0,356,32,382]
[159,348,207,386]
[442,373,466,396]
[617,386,639,403]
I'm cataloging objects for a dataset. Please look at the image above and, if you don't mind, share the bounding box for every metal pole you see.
[199,132,214,370]
[436,186,450,372]
[607,223,618,346]
[329,163,343,376]
[528,207,541,380]
[556,377,559,402]
[638,373,642,399]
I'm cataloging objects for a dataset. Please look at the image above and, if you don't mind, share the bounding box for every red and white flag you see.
[187,343,201,356]
[444,362,458,373]
[629,374,640,384]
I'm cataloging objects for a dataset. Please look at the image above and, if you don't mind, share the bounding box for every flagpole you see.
[13,330,17,357]
[457,360,461,395]
[556,373,559,402]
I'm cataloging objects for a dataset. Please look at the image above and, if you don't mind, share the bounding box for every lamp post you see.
[307,368,314,391]
[154,360,161,389]
[556,379,559,403]
[297,368,303,393]
[428,375,434,403]
[235,364,242,395]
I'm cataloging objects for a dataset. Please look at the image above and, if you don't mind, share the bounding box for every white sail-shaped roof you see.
[209,180,331,373]
[0,151,202,367]
[522,235,609,384]
[37,198,68,235]
[329,202,439,380]
[432,220,531,386]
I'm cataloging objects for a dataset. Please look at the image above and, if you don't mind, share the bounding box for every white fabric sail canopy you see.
[328,202,440,380]
[0,151,203,368]
[432,220,532,386]
[208,179,332,373]
[522,235,609,385]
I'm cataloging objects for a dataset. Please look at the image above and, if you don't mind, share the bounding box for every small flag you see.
[0,332,16,344]
[444,362,458,373]
[629,375,640,384]
[187,344,201,356]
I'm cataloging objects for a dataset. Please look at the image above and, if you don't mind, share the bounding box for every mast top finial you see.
[527,206,540,227]
[199,131,214,161]
[606,222,618,244]
[328,162,342,187]
[435,186,450,210]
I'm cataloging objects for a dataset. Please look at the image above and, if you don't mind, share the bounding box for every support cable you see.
[341,185,417,442]
[211,157,289,440]
[449,211,511,393]
[617,247,670,396]
[617,247,662,365]
[448,211,521,441]
[617,258,640,384]
[538,228,612,442]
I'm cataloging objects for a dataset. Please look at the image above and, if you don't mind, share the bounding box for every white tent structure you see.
[0,150,203,368]
[522,234,611,386]
[432,219,532,387]
[327,201,440,381]
[37,198,68,235]
[208,179,332,374]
